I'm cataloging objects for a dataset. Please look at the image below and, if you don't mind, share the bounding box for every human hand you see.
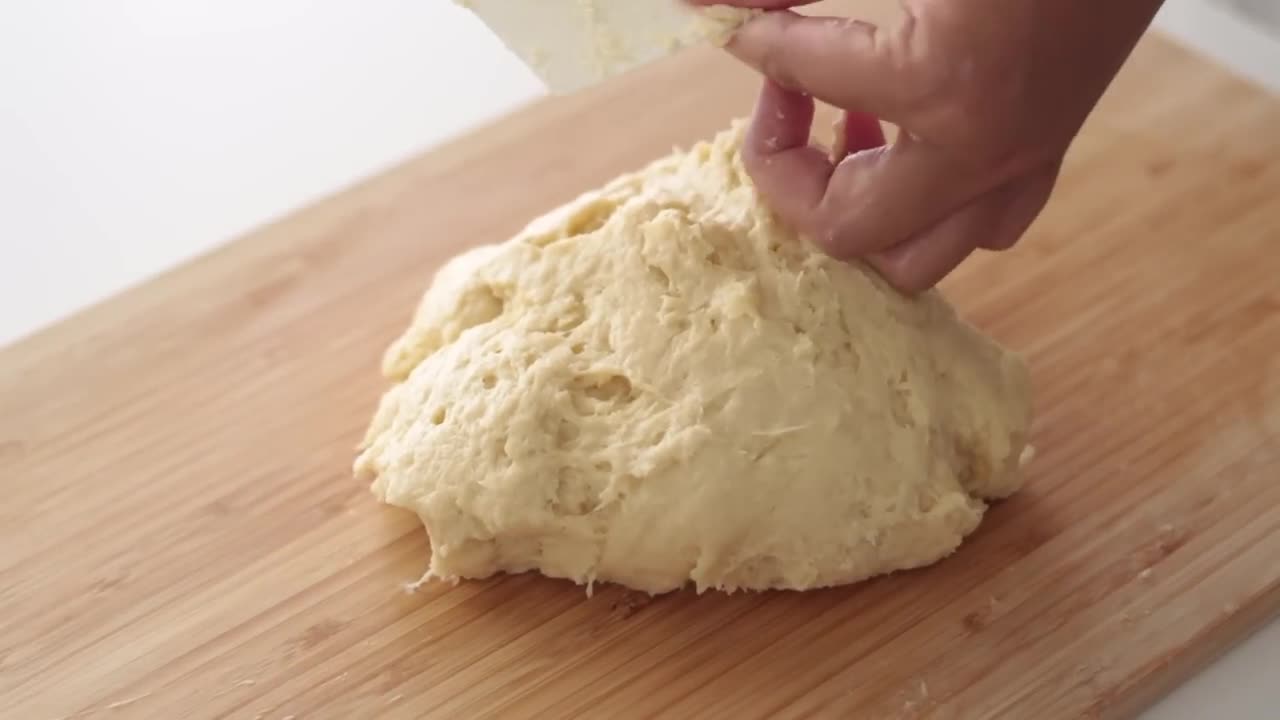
[688,0,1166,292]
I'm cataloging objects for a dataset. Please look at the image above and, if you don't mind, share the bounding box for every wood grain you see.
[2,16,1279,720]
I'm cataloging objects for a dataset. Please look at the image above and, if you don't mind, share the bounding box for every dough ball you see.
[355,121,1033,595]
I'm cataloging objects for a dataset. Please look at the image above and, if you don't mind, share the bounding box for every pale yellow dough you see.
[355,121,1033,595]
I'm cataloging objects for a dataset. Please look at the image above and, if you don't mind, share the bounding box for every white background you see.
[0,0,545,342]
[1,1,1277,717]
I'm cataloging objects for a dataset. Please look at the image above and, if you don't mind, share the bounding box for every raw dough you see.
[354,121,1033,595]
[454,1,758,93]
[693,6,761,46]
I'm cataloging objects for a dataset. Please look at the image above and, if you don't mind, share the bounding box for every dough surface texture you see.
[355,121,1033,594]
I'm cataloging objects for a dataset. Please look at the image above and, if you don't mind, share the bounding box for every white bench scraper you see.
[456,0,757,94]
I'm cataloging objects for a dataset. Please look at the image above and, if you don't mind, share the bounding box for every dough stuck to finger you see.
[355,120,1033,595]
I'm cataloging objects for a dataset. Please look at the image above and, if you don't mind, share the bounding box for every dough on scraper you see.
[354,121,1033,595]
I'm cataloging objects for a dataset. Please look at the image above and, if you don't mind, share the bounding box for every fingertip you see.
[978,165,1061,251]
[865,254,942,295]
[978,233,1020,252]
[867,232,978,294]
[836,111,887,159]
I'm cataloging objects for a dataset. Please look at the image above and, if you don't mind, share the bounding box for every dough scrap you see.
[692,6,760,46]
[355,121,1033,595]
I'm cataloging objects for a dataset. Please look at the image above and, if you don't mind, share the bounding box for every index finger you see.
[718,10,919,123]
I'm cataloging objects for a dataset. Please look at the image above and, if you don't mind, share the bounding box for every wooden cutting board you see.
[3,13,1279,720]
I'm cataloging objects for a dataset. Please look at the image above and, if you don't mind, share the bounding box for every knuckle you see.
[758,50,799,91]
[893,14,1048,176]
[876,257,932,295]
[811,215,853,258]
[757,16,809,91]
